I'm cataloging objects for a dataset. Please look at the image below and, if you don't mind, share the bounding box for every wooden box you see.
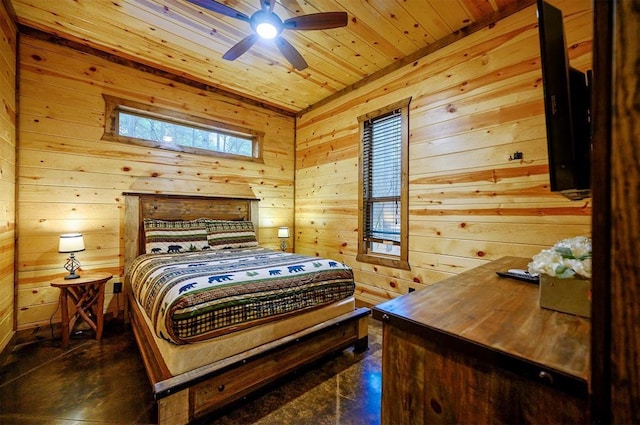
[539,275,591,318]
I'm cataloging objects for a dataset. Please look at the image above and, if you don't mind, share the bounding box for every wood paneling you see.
[16,35,295,329]
[609,1,640,422]
[295,0,592,305]
[8,0,534,113]
[0,0,16,353]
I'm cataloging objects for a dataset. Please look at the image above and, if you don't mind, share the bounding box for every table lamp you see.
[278,227,289,252]
[59,233,85,279]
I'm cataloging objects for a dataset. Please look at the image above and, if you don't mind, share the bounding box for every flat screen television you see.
[537,0,592,200]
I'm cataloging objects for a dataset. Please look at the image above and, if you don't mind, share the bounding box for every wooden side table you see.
[50,272,112,348]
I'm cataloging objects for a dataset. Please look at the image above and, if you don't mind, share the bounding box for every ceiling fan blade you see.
[187,0,251,23]
[260,0,276,13]
[274,36,308,71]
[222,34,259,61]
[283,12,348,31]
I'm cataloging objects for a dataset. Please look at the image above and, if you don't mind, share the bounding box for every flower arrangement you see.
[528,236,592,279]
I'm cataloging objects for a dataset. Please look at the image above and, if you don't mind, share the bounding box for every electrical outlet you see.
[509,151,524,161]
[113,282,122,293]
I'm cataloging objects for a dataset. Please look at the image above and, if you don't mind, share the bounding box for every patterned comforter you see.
[129,247,355,344]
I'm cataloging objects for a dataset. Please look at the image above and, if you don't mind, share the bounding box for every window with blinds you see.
[357,98,410,270]
[363,111,402,253]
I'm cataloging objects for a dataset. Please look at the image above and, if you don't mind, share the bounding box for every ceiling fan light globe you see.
[256,22,278,39]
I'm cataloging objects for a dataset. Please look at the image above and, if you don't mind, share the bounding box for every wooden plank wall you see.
[16,36,295,331]
[295,0,592,306]
[610,1,640,421]
[0,0,16,351]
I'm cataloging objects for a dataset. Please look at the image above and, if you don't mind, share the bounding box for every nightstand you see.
[50,272,113,348]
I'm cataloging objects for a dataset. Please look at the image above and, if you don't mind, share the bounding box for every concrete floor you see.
[0,317,382,424]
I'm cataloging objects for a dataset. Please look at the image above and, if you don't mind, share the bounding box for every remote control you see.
[496,269,539,284]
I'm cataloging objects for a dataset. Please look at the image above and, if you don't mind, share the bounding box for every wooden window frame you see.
[102,95,264,162]
[357,98,411,270]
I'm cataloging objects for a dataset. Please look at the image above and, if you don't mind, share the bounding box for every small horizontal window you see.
[103,95,263,161]
[117,111,254,157]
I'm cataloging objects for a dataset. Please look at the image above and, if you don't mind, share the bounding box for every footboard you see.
[157,308,370,424]
[128,291,369,424]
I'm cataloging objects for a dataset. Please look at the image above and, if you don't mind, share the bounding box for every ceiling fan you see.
[187,0,348,71]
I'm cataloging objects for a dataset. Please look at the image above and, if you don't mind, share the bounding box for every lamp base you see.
[63,254,81,279]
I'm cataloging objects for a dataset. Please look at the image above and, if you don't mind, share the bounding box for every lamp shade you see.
[58,233,85,253]
[278,227,290,238]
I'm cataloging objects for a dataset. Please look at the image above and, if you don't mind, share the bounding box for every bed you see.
[123,193,370,424]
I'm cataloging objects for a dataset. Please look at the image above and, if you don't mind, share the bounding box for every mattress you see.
[129,247,355,344]
[136,296,356,375]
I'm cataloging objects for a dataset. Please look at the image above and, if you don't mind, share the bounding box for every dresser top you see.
[373,256,590,383]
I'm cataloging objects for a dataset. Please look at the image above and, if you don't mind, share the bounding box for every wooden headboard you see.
[123,193,259,276]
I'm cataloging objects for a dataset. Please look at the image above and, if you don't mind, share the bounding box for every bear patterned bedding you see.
[128,248,355,345]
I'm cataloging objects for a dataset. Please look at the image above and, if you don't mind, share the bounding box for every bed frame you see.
[123,193,370,424]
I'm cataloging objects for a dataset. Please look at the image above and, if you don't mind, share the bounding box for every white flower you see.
[528,236,592,279]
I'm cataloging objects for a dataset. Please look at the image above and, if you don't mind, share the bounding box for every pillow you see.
[199,219,259,250]
[143,219,209,254]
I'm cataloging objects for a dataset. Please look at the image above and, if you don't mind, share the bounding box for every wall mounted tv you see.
[537,0,592,200]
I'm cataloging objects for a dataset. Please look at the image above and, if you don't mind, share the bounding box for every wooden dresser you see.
[372,256,590,424]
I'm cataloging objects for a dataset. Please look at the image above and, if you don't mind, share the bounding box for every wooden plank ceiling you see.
[9,0,532,114]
